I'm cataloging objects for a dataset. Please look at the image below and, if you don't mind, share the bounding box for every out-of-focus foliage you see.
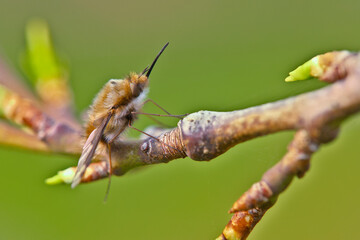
[23,19,63,82]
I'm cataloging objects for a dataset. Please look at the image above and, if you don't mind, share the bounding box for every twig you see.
[0,85,81,153]
[1,43,359,239]
[216,207,269,240]
[0,121,49,152]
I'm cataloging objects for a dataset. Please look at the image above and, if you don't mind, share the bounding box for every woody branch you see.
[88,50,360,239]
[2,51,359,239]
[0,21,359,240]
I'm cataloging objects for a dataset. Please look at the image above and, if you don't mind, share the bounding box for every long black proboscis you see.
[146,42,169,78]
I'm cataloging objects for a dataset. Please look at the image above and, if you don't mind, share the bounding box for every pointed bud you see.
[285,56,322,82]
[45,168,75,185]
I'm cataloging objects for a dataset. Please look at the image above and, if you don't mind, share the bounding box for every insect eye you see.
[131,84,142,97]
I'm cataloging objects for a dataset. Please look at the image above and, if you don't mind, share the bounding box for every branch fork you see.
[0,20,359,240]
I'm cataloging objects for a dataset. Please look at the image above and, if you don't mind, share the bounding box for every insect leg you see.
[103,124,127,202]
[142,99,172,115]
[142,114,172,128]
[132,112,188,119]
[139,99,188,126]
[103,143,112,203]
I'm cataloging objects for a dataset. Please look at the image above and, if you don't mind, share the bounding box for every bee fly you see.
[71,43,170,193]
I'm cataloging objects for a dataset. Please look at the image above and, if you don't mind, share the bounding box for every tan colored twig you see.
[0,121,49,152]
[0,86,81,154]
[216,206,270,240]
[0,50,359,239]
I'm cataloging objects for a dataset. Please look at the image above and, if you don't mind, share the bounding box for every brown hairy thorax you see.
[72,71,151,190]
[85,73,149,137]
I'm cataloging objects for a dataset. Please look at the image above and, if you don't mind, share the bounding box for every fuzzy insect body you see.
[71,43,169,188]
[85,74,149,142]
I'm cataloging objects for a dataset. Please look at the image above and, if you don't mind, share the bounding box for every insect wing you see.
[71,112,113,188]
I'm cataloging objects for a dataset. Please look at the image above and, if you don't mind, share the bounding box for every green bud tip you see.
[45,168,75,185]
[45,174,63,185]
[285,56,319,82]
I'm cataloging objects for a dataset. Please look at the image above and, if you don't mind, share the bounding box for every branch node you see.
[141,126,187,163]
[229,181,274,213]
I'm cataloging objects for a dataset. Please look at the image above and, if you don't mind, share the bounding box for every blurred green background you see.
[0,0,360,239]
